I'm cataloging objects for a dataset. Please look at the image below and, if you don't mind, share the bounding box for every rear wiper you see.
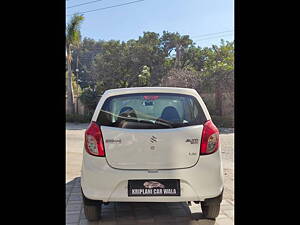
[154,119,173,128]
[135,119,171,128]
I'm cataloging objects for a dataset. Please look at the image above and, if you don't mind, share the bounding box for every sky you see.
[66,0,234,48]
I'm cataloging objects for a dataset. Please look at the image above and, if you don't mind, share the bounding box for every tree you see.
[93,40,131,90]
[128,32,167,86]
[71,38,104,89]
[72,33,234,119]
[200,40,234,116]
[160,31,193,68]
[89,32,168,94]
[181,45,207,71]
[66,13,84,114]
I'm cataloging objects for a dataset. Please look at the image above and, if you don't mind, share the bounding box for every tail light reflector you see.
[200,120,219,155]
[84,122,105,157]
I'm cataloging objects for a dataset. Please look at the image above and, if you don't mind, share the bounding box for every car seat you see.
[118,106,137,118]
[115,106,137,128]
[160,106,181,123]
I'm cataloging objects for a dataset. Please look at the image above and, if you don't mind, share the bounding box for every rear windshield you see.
[96,93,207,129]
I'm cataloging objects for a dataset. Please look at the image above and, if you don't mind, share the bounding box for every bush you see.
[211,115,234,128]
[79,88,100,113]
[66,113,92,123]
[200,94,217,115]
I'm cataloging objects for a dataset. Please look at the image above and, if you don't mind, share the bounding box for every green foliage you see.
[65,72,82,96]
[181,45,206,71]
[66,14,84,48]
[79,88,100,114]
[66,14,85,115]
[71,38,104,89]
[69,32,234,122]
[160,31,193,56]
[199,39,234,93]
[138,65,151,86]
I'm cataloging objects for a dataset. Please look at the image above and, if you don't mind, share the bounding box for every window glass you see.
[97,93,206,129]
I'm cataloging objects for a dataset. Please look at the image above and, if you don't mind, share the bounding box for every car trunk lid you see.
[102,125,203,170]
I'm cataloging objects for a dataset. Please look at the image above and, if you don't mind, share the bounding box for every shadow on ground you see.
[66,177,216,225]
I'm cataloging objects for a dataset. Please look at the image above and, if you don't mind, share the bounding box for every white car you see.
[81,87,224,221]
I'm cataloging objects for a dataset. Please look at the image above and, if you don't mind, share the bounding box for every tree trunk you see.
[175,44,181,68]
[66,50,75,115]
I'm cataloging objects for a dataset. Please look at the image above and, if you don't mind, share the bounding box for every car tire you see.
[200,190,223,219]
[200,202,220,219]
[84,203,102,221]
[82,190,102,221]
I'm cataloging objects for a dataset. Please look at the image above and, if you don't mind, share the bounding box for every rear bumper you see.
[81,149,224,202]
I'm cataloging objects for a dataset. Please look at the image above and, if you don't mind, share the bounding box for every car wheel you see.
[82,191,102,221]
[200,202,220,219]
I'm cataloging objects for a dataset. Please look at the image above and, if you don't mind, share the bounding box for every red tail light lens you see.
[200,120,219,155]
[84,122,105,157]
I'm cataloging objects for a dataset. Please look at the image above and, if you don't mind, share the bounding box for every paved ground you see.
[66,123,234,225]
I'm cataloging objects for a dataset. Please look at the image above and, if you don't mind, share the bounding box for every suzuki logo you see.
[150,136,157,143]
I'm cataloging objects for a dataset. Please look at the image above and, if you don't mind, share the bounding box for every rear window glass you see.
[96,93,207,129]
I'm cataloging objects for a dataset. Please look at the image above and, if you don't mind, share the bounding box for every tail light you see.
[84,122,105,157]
[200,120,219,155]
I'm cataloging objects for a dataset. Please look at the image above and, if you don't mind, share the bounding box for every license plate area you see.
[128,179,180,196]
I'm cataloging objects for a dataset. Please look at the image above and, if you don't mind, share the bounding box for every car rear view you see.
[81,87,224,221]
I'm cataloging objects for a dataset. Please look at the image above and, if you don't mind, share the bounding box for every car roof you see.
[103,87,198,96]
